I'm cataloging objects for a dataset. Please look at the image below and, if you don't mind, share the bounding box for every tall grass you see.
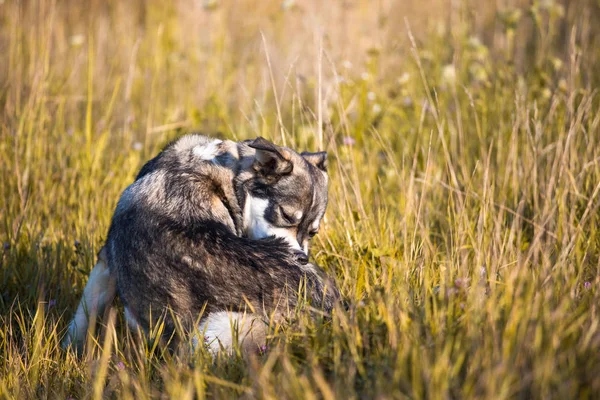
[1,0,600,398]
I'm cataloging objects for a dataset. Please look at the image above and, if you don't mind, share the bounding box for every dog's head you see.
[240,137,328,258]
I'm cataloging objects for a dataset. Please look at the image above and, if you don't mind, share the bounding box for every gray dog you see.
[63,134,340,353]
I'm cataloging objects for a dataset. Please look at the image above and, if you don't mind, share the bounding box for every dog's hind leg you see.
[62,247,116,352]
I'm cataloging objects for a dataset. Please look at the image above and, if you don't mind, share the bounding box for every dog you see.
[63,134,339,354]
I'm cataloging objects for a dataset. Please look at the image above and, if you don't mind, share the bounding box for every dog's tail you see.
[62,247,116,353]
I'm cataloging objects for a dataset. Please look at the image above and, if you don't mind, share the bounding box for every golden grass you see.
[1,0,600,398]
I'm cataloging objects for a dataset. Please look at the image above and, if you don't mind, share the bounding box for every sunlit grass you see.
[1,0,600,398]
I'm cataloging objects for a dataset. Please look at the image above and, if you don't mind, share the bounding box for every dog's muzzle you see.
[293,249,309,264]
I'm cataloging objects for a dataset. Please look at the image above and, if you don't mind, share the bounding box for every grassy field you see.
[2,0,600,398]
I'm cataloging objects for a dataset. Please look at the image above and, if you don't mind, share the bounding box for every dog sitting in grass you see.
[63,134,340,354]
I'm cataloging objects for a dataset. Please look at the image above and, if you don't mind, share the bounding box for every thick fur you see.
[63,134,338,353]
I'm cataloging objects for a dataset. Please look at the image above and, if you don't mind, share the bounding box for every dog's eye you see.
[308,230,318,238]
[279,207,297,225]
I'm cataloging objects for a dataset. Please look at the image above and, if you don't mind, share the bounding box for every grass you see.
[1,0,600,398]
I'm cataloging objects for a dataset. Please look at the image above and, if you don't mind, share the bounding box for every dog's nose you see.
[293,249,309,264]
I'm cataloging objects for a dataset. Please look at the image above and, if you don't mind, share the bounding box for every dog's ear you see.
[301,151,328,172]
[249,137,293,176]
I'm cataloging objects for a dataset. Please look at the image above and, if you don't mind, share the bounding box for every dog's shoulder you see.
[114,134,243,231]
[135,134,239,180]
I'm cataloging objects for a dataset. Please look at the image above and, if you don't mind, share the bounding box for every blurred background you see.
[2,0,597,145]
